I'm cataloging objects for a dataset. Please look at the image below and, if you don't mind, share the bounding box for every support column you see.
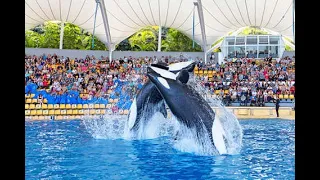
[195,0,207,64]
[59,21,64,49]
[292,0,295,43]
[158,26,162,52]
[97,0,112,53]
[108,44,115,62]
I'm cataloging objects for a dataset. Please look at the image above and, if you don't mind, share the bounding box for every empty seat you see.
[279,94,284,99]
[109,99,114,103]
[56,116,63,120]
[32,116,39,120]
[88,104,94,109]
[94,104,100,109]
[61,110,67,115]
[36,110,43,115]
[89,109,95,115]
[30,110,37,116]
[29,104,36,109]
[66,104,72,109]
[25,110,31,115]
[43,99,48,104]
[30,94,35,98]
[78,110,84,115]
[35,104,41,109]
[99,104,106,109]
[106,104,112,109]
[283,95,289,99]
[38,116,45,120]
[42,104,48,109]
[95,109,101,114]
[72,110,78,115]
[32,99,38,103]
[289,94,294,99]
[101,109,106,114]
[49,110,55,115]
[83,110,89,115]
[54,110,61,115]
[119,109,124,115]
[72,104,77,109]
[43,110,49,115]
[60,104,66,109]
[26,99,32,104]
[123,110,129,115]
[25,94,30,98]
[25,104,29,110]
[77,104,83,109]
[67,109,73,115]
[107,90,112,94]
[54,104,59,109]
[83,104,89,109]
[48,104,54,109]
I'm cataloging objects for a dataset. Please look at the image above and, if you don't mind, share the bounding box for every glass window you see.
[258,46,269,58]
[246,46,258,58]
[269,36,279,44]
[226,37,235,45]
[246,36,257,45]
[269,46,279,58]
[228,46,235,58]
[236,37,245,45]
[235,46,245,58]
[259,36,268,44]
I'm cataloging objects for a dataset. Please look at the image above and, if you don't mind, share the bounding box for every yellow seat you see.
[30,94,35,98]
[54,110,61,115]
[60,104,66,109]
[224,90,229,94]
[72,104,77,109]
[109,99,114,103]
[36,110,43,115]
[78,110,84,115]
[32,116,39,120]
[69,115,75,119]
[208,70,213,74]
[61,110,67,115]
[26,98,32,104]
[113,99,119,103]
[66,104,72,109]
[42,104,48,109]
[72,110,78,115]
[208,78,213,81]
[100,104,106,109]
[203,70,208,75]
[48,104,54,109]
[67,109,73,115]
[75,115,81,119]
[194,70,199,75]
[124,110,129,115]
[25,110,31,115]
[54,104,59,109]
[94,104,100,109]
[208,74,213,78]
[289,94,294,99]
[38,116,45,120]
[77,104,83,109]
[119,109,124,115]
[43,110,49,115]
[84,109,89,115]
[106,104,112,109]
[25,104,29,109]
[32,99,38,103]
[35,104,41,109]
[30,110,37,116]
[283,95,289,99]
[101,109,106,114]
[107,90,112,94]
[43,99,48,104]
[215,90,220,95]
[95,109,101,114]
[25,94,30,98]
[49,110,55,115]
[89,104,94,109]
[56,116,63,120]
[89,109,95,115]
[279,94,284,99]
[29,104,36,109]
[83,104,89,109]
[198,70,203,74]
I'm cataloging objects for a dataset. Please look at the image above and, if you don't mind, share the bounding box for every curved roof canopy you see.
[25,0,294,48]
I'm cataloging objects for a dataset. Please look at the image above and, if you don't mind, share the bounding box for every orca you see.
[147,66,227,155]
[127,61,195,133]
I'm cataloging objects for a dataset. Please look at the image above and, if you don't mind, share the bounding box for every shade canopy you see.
[25,0,294,48]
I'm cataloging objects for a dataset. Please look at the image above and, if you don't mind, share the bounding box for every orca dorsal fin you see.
[176,70,189,84]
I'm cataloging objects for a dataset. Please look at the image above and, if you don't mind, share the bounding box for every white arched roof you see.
[25,0,294,47]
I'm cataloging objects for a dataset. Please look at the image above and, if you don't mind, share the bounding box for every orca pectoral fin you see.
[159,101,168,118]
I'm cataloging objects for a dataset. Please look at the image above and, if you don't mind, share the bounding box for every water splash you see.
[82,74,243,156]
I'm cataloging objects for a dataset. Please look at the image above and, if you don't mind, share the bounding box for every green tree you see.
[42,21,60,48]
[162,28,202,52]
[128,27,157,51]
[25,30,44,48]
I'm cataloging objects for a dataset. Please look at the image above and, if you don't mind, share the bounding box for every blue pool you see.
[25,119,295,179]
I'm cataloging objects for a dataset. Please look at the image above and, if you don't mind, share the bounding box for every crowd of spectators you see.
[195,56,295,106]
[25,53,295,108]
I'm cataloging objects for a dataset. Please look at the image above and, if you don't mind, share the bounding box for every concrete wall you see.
[282,51,295,58]
[25,48,204,60]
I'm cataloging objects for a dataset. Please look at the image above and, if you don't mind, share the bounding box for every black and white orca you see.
[147,66,227,155]
[127,61,196,133]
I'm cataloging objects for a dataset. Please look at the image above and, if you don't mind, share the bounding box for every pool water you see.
[25,119,295,179]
